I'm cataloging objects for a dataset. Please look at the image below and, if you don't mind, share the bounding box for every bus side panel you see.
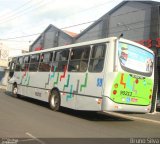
[101,40,116,111]
[58,72,103,111]
[7,82,13,92]
[13,72,50,102]
[52,72,76,109]
[24,72,50,102]
[84,73,104,98]
[102,72,118,111]
[75,95,101,111]
[59,72,90,110]
[75,73,103,111]
[7,71,21,93]
[28,72,50,89]
[24,86,49,102]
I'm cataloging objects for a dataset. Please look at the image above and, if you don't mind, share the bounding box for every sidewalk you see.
[104,111,160,124]
[126,111,160,121]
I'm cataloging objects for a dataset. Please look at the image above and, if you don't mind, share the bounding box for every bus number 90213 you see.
[120,91,132,97]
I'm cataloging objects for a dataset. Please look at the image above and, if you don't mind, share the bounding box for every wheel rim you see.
[54,96,59,106]
[13,87,17,95]
[51,94,56,107]
[51,94,59,108]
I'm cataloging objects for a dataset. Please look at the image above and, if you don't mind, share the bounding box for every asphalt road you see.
[0,89,160,140]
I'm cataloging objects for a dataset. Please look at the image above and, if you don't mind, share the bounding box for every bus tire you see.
[12,84,18,98]
[49,90,61,111]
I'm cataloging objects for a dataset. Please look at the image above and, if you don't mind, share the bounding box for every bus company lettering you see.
[35,92,41,97]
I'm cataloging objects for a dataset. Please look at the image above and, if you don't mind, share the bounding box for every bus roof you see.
[10,37,154,58]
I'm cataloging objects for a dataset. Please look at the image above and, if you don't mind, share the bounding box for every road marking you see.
[102,111,160,124]
[26,132,46,144]
[18,139,35,142]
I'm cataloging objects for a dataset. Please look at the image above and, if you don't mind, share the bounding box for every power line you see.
[61,20,96,29]
[0,1,158,41]
[0,20,96,40]
[0,0,49,24]
[0,0,32,20]
[0,0,117,27]
[0,33,41,40]
[0,0,120,41]
[1,17,159,41]
[62,0,117,18]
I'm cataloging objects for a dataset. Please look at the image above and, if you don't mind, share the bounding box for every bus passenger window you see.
[15,57,23,71]
[68,46,90,72]
[89,44,106,72]
[39,52,52,72]
[29,54,40,71]
[10,58,16,71]
[54,50,69,72]
[79,47,90,72]
[9,58,16,78]
[21,56,30,71]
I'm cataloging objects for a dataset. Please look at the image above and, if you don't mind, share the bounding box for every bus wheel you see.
[49,90,61,111]
[12,85,18,98]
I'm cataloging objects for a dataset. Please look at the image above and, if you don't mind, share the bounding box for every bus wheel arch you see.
[49,87,61,111]
[12,82,18,98]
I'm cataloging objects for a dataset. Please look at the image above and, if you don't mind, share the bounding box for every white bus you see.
[7,37,154,113]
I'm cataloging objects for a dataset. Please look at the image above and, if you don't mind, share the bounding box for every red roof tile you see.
[63,30,77,37]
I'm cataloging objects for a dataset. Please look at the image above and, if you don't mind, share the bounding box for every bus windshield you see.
[118,42,154,77]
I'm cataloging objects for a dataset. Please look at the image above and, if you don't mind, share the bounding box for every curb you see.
[102,111,160,124]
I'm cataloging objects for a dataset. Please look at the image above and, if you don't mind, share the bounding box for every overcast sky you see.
[0,0,125,50]
[1,0,160,51]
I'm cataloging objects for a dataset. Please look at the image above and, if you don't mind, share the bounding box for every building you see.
[0,42,9,68]
[29,1,160,112]
[29,24,77,52]
[0,41,27,85]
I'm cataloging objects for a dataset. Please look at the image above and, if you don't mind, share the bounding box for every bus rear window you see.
[118,42,154,77]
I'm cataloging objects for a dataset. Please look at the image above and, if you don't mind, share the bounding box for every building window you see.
[68,46,90,72]
[29,54,40,71]
[89,44,106,72]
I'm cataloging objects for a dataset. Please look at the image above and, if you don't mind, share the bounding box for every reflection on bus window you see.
[39,52,53,72]
[68,46,90,72]
[145,58,153,73]
[10,58,16,71]
[9,58,16,77]
[55,49,69,72]
[89,44,106,72]
[21,56,30,71]
[118,42,154,76]
[29,54,40,71]
[15,57,23,71]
